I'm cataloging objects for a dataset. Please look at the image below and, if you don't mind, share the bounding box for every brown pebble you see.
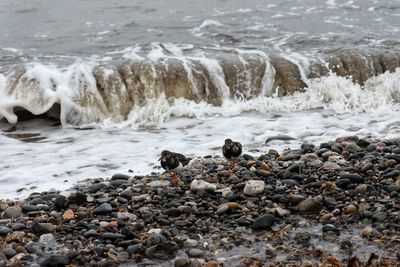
[344,204,359,214]
[385,159,397,168]
[63,209,75,220]
[202,260,222,267]
[260,163,270,171]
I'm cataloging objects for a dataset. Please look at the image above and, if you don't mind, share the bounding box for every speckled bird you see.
[159,150,191,171]
[222,139,242,159]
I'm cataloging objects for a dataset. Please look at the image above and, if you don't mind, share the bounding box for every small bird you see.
[159,150,191,171]
[222,139,242,159]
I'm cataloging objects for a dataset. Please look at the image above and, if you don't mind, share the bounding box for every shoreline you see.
[1,136,399,266]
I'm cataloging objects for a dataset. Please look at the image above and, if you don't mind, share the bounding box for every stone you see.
[31,222,53,235]
[187,248,205,258]
[101,232,126,240]
[111,173,130,180]
[174,257,191,267]
[322,162,341,171]
[372,212,387,222]
[148,180,171,188]
[251,214,275,229]
[190,180,216,193]
[2,248,16,258]
[243,180,265,196]
[355,184,368,194]
[40,255,71,267]
[0,226,12,236]
[120,189,133,199]
[298,198,322,214]
[54,195,67,211]
[93,203,113,214]
[339,172,364,183]
[62,209,74,220]
[2,206,22,219]
[322,224,339,234]
[362,226,373,237]
[264,244,277,258]
[88,183,106,193]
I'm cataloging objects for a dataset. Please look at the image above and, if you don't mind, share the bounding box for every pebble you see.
[298,198,322,214]
[2,206,22,219]
[175,257,191,267]
[187,248,205,258]
[93,203,113,214]
[190,179,216,193]
[243,180,265,196]
[40,255,71,267]
[251,214,275,229]
[0,226,12,236]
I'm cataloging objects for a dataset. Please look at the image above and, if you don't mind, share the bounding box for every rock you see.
[88,183,106,193]
[190,179,216,193]
[243,180,265,196]
[355,184,368,194]
[111,173,130,180]
[127,244,142,255]
[322,224,339,234]
[0,226,12,236]
[54,195,67,211]
[372,212,387,222]
[344,204,359,214]
[31,222,53,235]
[0,251,7,262]
[175,257,191,267]
[298,198,322,214]
[148,180,171,188]
[163,208,181,217]
[21,205,38,212]
[110,179,128,187]
[322,162,341,171]
[120,189,133,199]
[340,172,364,183]
[84,229,98,238]
[2,206,22,219]
[39,234,57,247]
[251,214,275,229]
[101,233,126,240]
[93,203,113,214]
[387,185,400,192]
[362,226,373,237]
[40,255,71,267]
[183,239,198,248]
[67,191,87,205]
[2,248,16,258]
[62,209,74,220]
[187,248,205,258]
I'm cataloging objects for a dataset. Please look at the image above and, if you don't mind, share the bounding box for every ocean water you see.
[1,0,400,199]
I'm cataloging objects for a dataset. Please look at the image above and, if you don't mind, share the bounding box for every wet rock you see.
[127,244,142,255]
[101,233,126,240]
[40,255,71,267]
[2,248,16,259]
[372,212,387,222]
[252,214,275,229]
[340,172,364,183]
[298,198,322,214]
[322,162,341,171]
[111,173,130,180]
[322,224,339,234]
[2,206,22,219]
[54,195,67,211]
[93,203,113,214]
[67,191,87,205]
[88,183,106,193]
[120,188,133,199]
[243,180,265,196]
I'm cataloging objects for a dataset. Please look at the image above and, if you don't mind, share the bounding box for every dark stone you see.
[340,172,364,183]
[110,179,128,187]
[0,226,12,236]
[93,203,113,214]
[111,173,130,180]
[2,248,16,259]
[30,198,46,205]
[120,189,133,199]
[294,232,311,246]
[127,244,142,255]
[21,205,39,212]
[281,179,299,186]
[336,179,351,188]
[31,222,53,235]
[84,229,98,238]
[298,198,322,214]
[322,224,339,234]
[54,195,67,211]
[68,191,87,205]
[251,214,275,230]
[187,248,205,257]
[163,208,181,217]
[40,255,71,267]
[101,232,126,240]
[88,183,106,193]
[11,223,26,231]
[387,185,400,192]
[243,154,255,160]
[372,212,387,222]
[147,234,168,246]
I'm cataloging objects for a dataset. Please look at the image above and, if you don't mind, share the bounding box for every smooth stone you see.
[243,180,265,196]
[110,179,128,187]
[127,244,142,255]
[336,179,351,188]
[54,196,67,211]
[264,244,277,258]
[288,194,306,204]
[163,208,181,217]
[111,173,130,180]
[355,184,368,194]
[175,257,191,267]
[120,189,133,199]
[322,162,341,171]
[251,214,275,230]
[148,180,171,188]
[67,191,87,205]
[372,212,387,222]
[183,239,198,248]
[190,180,216,193]
[0,226,12,236]
[298,198,322,214]
[187,248,205,258]
[146,234,167,246]
[30,198,46,205]
[322,224,339,234]
[84,229,98,238]
[2,206,22,219]
[0,252,6,262]
[2,248,16,258]
[88,183,106,193]
[101,233,126,240]
[40,255,71,267]
[387,185,400,192]
[21,205,39,212]
[11,223,26,231]
[93,203,113,214]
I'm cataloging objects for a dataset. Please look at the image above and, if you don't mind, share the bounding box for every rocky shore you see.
[0,136,400,267]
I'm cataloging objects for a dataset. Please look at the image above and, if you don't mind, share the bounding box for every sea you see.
[1,0,400,199]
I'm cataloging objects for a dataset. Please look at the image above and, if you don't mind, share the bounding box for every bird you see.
[159,150,191,171]
[222,139,242,159]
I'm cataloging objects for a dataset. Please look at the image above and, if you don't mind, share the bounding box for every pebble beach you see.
[1,135,399,266]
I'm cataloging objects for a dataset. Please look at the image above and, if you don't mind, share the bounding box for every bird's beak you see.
[158,158,161,161]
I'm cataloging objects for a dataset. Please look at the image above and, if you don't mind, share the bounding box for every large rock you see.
[243,180,265,196]
[190,180,216,193]
[2,206,22,219]
[252,214,276,230]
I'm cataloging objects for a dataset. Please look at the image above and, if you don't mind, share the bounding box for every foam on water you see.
[1,69,400,199]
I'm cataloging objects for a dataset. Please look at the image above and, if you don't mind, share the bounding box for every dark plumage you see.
[222,139,242,159]
[159,150,191,171]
